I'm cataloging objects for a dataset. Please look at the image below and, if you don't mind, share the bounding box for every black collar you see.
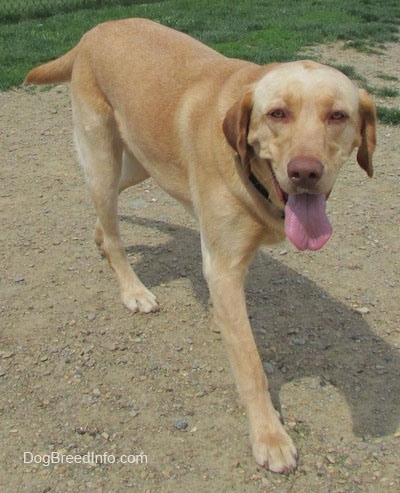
[234,154,284,218]
[249,171,285,220]
[249,171,270,202]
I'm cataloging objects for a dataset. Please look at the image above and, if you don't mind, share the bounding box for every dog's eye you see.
[269,109,287,120]
[329,111,348,122]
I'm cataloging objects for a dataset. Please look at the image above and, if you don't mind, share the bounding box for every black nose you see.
[287,157,323,189]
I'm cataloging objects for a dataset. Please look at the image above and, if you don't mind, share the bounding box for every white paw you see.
[122,287,159,313]
[252,430,298,474]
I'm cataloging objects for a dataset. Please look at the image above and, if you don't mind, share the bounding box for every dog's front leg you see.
[201,233,298,474]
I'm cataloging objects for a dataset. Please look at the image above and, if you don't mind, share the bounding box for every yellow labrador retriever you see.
[25,18,376,473]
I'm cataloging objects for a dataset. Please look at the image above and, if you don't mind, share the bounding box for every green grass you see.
[334,65,400,97]
[0,0,148,22]
[377,73,399,82]
[374,86,399,98]
[1,0,399,123]
[377,106,400,125]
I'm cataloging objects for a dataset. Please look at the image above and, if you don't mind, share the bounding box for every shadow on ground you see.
[121,214,400,439]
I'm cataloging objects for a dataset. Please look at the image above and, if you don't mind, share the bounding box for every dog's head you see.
[223,60,376,251]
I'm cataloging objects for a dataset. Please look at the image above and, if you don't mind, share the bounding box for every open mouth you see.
[268,163,333,251]
[268,163,288,205]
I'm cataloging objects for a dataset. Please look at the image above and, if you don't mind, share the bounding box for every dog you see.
[25,18,376,473]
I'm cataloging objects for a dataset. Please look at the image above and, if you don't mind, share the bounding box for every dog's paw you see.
[252,430,298,474]
[122,287,159,313]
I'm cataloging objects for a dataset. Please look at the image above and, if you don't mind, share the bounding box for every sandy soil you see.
[1,42,399,492]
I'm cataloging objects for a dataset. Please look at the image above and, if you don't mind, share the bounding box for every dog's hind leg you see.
[93,150,150,248]
[72,88,158,313]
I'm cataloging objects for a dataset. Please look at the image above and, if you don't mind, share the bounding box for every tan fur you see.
[25,18,376,474]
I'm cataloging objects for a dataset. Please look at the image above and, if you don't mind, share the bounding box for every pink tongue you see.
[285,194,332,251]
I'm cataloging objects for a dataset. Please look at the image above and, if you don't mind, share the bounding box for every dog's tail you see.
[25,45,79,85]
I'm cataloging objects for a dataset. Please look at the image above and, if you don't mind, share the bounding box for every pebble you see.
[0,367,6,377]
[131,199,148,209]
[81,343,93,355]
[254,327,267,335]
[292,337,306,346]
[12,275,25,283]
[355,306,370,314]
[60,348,71,363]
[174,419,188,431]
[1,351,15,359]
[263,362,274,374]
[261,477,273,487]
[326,454,336,464]
[102,342,119,352]
[82,394,94,405]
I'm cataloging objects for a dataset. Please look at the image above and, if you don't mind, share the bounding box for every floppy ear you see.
[356,89,377,178]
[222,91,253,175]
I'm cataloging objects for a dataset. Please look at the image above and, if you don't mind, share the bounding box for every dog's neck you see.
[234,153,285,219]
[248,170,285,220]
[249,171,271,202]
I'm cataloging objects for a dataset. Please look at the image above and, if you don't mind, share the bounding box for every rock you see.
[102,342,119,352]
[81,343,93,355]
[13,275,25,283]
[263,362,274,374]
[131,199,147,209]
[326,454,336,464]
[0,351,15,359]
[174,419,188,431]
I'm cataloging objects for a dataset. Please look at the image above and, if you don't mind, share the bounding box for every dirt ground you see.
[1,41,399,493]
